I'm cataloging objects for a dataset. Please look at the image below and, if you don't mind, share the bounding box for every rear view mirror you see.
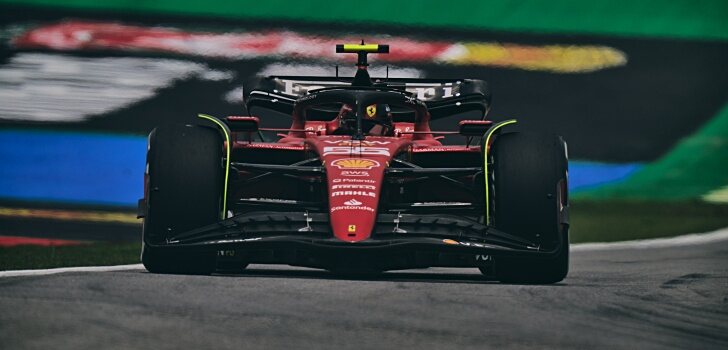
[459,120,493,137]
[226,116,259,132]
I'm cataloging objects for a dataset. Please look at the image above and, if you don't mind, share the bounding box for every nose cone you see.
[326,157,384,242]
[310,136,408,242]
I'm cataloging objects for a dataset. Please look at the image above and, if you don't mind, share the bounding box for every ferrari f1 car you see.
[138,44,570,283]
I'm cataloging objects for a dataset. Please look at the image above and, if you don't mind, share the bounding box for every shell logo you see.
[331,158,381,170]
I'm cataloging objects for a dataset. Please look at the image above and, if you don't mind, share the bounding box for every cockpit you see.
[328,103,392,136]
[292,88,428,139]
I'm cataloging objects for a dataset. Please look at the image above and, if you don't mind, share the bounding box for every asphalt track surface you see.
[1,236,727,349]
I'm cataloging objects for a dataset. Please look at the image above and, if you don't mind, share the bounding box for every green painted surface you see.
[1,0,727,40]
[575,102,728,200]
[0,242,140,270]
[570,200,728,243]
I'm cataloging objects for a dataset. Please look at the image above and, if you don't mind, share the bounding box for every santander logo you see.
[343,198,362,206]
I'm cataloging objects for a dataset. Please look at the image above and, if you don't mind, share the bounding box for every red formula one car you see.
[138,44,570,283]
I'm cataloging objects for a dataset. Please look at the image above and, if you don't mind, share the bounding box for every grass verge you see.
[570,200,728,243]
[2,200,728,270]
[0,242,139,271]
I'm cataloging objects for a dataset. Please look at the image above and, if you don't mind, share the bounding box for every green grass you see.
[2,200,728,270]
[2,0,727,40]
[0,242,140,271]
[569,200,728,243]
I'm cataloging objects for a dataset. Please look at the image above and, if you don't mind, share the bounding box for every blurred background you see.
[0,0,727,268]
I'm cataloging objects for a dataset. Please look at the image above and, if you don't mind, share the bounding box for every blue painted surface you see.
[0,129,146,207]
[0,130,642,207]
[569,161,643,191]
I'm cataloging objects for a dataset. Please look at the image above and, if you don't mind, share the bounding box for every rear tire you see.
[489,131,569,284]
[141,124,224,275]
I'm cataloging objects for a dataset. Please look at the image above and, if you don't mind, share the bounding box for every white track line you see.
[572,226,728,251]
[2,227,728,278]
[0,264,143,278]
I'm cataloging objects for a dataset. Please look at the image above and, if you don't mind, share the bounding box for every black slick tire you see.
[141,124,224,275]
[489,131,569,284]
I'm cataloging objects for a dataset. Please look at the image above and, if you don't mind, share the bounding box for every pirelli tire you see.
[488,131,569,284]
[141,124,224,275]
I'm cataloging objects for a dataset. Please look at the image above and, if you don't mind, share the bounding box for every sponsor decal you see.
[333,184,376,190]
[366,104,377,118]
[330,205,375,213]
[340,170,370,177]
[412,86,452,99]
[343,198,363,206]
[348,225,356,233]
[217,250,236,257]
[322,140,391,146]
[475,254,492,261]
[281,80,340,96]
[331,158,380,170]
[297,93,317,102]
[332,178,376,183]
[331,191,376,198]
[323,146,391,156]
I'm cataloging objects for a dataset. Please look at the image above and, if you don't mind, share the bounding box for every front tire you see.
[141,124,224,275]
[489,131,569,284]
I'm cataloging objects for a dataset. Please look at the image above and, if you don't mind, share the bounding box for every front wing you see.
[147,212,566,272]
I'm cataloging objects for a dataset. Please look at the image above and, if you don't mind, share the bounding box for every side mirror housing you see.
[226,116,259,132]
[459,120,493,137]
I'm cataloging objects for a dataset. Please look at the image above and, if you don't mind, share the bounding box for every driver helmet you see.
[336,104,356,134]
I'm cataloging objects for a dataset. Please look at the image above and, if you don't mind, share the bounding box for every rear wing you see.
[246,76,491,120]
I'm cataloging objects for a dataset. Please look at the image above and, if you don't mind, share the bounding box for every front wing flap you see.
[148,212,564,271]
